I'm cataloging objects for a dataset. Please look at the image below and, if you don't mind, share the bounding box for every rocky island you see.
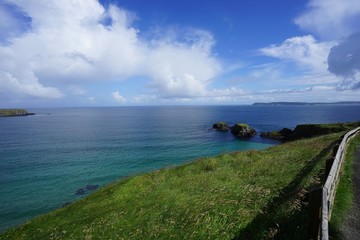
[212,122,230,131]
[212,122,257,137]
[0,109,35,117]
[230,123,256,137]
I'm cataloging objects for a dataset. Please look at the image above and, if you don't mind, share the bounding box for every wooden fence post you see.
[307,187,323,240]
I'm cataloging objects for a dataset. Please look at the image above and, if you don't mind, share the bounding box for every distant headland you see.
[252,101,360,106]
[0,109,35,117]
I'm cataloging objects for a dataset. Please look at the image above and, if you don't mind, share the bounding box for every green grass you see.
[329,134,360,237]
[316,122,360,133]
[1,133,343,240]
[317,122,360,129]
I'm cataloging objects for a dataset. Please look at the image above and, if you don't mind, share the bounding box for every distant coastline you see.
[253,101,360,106]
[0,109,35,117]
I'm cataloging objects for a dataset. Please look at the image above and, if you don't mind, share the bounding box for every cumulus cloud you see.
[0,0,221,102]
[112,91,127,103]
[148,43,220,98]
[0,71,63,98]
[255,34,346,94]
[295,0,360,39]
[260,35,333,73]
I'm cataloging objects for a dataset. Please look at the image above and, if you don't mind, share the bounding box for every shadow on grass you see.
[232,140,339,240]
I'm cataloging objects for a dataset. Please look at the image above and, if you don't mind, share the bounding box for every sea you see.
[1,105,360,231]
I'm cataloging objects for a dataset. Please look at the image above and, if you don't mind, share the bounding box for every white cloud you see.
[262,87,312,94]
[311,85,334,91]
[260,35,333,73]
[0,0,221,102]
[0,71,63,99]
[112,91,126,103]
[148,43,220,98]
[295,0,360,39]
[335,72,360,90]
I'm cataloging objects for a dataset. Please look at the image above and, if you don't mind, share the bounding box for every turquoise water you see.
[1,105,360,231]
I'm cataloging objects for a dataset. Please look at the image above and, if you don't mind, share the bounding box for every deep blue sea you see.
[1,105,360,231]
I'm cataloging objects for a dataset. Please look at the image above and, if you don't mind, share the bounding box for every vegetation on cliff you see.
[0,109,34,117]
[261,121,360,141]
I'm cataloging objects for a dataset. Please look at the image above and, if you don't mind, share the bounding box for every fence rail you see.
[319,127,360,240]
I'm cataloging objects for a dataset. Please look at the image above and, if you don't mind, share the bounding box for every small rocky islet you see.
[231,123,257,137]
[212,122,230,131]
[212,121,257,137]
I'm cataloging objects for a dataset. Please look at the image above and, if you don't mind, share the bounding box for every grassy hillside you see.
[1,133,343,239]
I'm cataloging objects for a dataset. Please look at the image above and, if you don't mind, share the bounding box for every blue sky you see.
[0,0,359,107]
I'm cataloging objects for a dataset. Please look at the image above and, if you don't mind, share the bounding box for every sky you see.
[0,0,360,107]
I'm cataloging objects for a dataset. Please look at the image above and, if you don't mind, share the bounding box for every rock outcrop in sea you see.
[212,121,257,137]
[231,123,257,137]
[212,122,230,131]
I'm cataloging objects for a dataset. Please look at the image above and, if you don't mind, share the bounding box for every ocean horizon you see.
[1,104,360,232]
